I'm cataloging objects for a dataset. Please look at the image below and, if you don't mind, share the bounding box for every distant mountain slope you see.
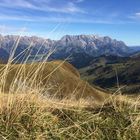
[79,55,140,94]
[130,46,140,52]
[0,48,9,63]
[0,34,130,68]
[131,51,140,58]
[0,61,107,101]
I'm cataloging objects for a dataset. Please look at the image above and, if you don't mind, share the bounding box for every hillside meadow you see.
[0,59,139,139]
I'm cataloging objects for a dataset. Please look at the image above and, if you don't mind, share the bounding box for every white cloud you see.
[128,12,140,20]
[0,15,35,22]
[135,13,140,16]
[75,0,85,3]
[0,14,125,24]
[64,2,85,13]
[0,0,33,8]
[0,0,85,14]
[0,24,28,35]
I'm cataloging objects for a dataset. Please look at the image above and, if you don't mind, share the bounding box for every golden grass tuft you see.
[0,92,140,139]
[0,61,107,101]
[0,38,140,139]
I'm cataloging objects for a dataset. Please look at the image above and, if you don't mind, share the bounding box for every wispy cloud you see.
[0,14,128,25]
[0,0,86,14]
[75,0,85,3]
[0,0,130,24]
[0,24,28,34]
[0,15,35,22]
[128,12,140,20]
[135,12,140,17]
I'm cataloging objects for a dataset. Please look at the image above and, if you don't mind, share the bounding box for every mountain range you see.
[0,34,140,94]
[0,34,133,68]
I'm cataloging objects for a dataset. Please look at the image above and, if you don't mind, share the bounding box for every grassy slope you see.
[0,61,107,101]
[0,93,140,139]
[79,55,140,94]
[0,60,140,139]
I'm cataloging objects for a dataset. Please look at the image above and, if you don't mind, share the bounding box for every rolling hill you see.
[79,55,140,94]
[0,61,107,101]
[129,46,140,53]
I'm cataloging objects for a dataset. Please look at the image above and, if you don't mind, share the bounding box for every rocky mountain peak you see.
[0,34,130,68]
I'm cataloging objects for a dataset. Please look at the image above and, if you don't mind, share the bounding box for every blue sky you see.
[0,0,140,45]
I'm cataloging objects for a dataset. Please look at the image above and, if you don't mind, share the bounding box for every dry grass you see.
[0,92,140,139]
[0,36,140,139]
[0,61,140,139]
[0,61,107,101]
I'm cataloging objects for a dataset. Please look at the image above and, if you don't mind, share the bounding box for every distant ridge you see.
[129,46,140,54]
[79,54,140,94]
[0,34,131,68]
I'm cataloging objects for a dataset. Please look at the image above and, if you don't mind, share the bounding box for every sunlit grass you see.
[0,92,140,139]
[0,35,140,139]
